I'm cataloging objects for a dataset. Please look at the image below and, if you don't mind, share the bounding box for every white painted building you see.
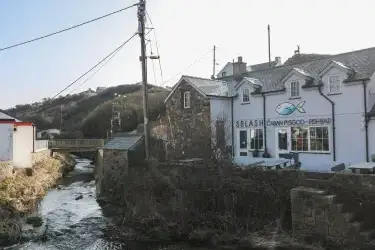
[167,47,375,172]
[0,112,34,168]
[208,47,375,172]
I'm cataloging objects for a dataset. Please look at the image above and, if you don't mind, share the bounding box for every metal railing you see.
[34,140,49,152]
[48,139,104,149]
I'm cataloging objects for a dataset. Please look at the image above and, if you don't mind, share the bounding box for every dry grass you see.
[0,153,70,213]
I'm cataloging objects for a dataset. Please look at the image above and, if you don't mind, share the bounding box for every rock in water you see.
[75,195,83,201]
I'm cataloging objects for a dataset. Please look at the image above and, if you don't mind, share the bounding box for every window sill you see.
[290,151,331,155]
[289,96,301,100]
[241,102,250,105]
[327,92,342,96]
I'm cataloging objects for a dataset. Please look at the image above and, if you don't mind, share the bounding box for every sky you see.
[1,0,375,109]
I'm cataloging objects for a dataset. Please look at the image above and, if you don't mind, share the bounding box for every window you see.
[328,75,341,93]
[242,88,250,103]
[250,128,264,150]
[291,127,308,151]
[222,72,227,77]
[310,127,329,151]
[183,91,191,108]
[290,81,300,98]
[289,126,329,152]
[238,128,264,152]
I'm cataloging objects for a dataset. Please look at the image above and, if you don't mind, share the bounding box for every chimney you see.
[275,56,282,66]
[233,56,247,78]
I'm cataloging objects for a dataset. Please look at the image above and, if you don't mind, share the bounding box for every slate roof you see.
[219,47,375,92]
[249,60,278,71]
[164,75,236,103]
[103,135,143,150]
[0,111,19,121]
[283,54,331,65]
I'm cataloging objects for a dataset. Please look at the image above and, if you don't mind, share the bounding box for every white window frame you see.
[238,128,264,154]
[249,128,264,151]
[328,74,342,94]
[290,81,300,98]
[242,88,250,103]
[289,125,330,153]
[183,91,191,108]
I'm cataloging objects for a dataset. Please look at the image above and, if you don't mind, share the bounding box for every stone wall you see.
[99,149,128,197]
[292,173,375,244]
[165,80,211,160]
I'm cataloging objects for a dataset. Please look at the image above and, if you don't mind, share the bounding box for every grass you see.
[0,153,70,213]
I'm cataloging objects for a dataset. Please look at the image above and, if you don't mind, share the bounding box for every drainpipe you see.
[363,80,369,162]
[262,93,269,157]
[318,86,336,161]
[231,97,235,158]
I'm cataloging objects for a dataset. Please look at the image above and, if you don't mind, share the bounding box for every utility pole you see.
[212,45,216,79]
[138,0,149,159]
[60,104,63,133]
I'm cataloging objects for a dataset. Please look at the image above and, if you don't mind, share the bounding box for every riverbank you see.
[0,152,75,246]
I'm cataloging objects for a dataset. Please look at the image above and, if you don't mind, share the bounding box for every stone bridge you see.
[48,139,104,152]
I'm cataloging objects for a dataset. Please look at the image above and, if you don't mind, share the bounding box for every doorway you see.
[276,128,290,157]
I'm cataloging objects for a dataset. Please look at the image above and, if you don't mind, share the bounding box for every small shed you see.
[103,134,145,175]
[0,112,34,168]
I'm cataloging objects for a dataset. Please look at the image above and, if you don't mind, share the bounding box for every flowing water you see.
[4,159,201,250]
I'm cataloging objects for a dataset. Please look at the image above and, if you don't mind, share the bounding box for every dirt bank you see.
[0,152,75,246]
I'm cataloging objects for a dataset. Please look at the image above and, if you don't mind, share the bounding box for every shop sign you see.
[236,118,332,128]
[275,101,306,116]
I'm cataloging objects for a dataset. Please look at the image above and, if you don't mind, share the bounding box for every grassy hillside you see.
[5,84,169,138]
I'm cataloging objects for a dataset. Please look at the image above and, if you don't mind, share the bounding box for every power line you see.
[146,11,164,85]
[163,48,212,85]
[69,29,153,95]
[51,32,138,99]
[0,3,138,52]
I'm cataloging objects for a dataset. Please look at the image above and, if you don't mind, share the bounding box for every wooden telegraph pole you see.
[138,0,149,159]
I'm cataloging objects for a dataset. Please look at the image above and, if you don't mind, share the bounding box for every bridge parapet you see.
[48,139,104,149]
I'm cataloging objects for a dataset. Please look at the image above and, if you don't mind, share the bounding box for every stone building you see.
[164,75,235,160]
[101,134,144,193]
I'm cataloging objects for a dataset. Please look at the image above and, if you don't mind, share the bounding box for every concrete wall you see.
[13,124,33,168]
[0,124,13,161]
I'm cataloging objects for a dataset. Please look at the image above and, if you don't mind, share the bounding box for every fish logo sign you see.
[275,101,306,116]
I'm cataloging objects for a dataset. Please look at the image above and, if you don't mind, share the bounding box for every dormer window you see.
[290,81,300,98]
[242,88,250,103]
[328,75,341,94]
[183,91,191,108]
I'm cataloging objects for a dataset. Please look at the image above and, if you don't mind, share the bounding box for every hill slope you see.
[5,84,169,138]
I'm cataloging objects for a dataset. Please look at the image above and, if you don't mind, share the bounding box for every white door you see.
[276,128,290,157]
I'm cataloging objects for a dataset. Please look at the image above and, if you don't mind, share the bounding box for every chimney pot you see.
[275,56,281,66]
[238,56,243,63]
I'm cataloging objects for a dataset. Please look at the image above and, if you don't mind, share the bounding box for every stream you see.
[5,159,204,250]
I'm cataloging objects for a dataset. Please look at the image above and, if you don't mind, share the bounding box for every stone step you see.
[360,230,375,241]
[342,212,355,222]
[351,221,365,232]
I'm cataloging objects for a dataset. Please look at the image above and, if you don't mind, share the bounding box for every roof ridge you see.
[182,75,224,82]
[217,46,375,80]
